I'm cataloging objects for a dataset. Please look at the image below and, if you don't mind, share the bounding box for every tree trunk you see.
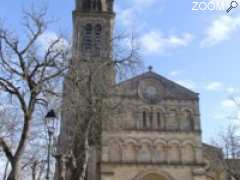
[7,162,20,180]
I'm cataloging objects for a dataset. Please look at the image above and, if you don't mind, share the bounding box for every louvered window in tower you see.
[143,111,147,128]
[82,24,93,51]
[92,0,102,11]
[157,112,161,129]
[95,24,102,55]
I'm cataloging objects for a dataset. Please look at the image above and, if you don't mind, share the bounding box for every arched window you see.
[92,0,97,9]
[149,111,153,129]
[167,110,178,130]
[182,143,195,163]
[143,111,147,128]
[157,112,161,129]
[154,143,165,162]
[96,0,102,10]
[95,24,102,55]
[138,143,151,162]
[82,24,93,51]
[207,177,215,180]
[83,0,91,10]
[181,110,194,130]
[124,142,137,162]
[109,142,122,162]
[168,143,181,163]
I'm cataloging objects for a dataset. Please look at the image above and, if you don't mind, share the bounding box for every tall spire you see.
[75,0,114,12]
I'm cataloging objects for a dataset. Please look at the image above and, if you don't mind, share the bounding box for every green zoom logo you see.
[192,1,239,11]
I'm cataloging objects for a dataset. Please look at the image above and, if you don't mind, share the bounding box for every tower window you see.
[82,24,93,51]
[83,0,91,10]
[157,112,161,129]
[95,24,102,55]
[143,111,147,128]
[95,24,102,35]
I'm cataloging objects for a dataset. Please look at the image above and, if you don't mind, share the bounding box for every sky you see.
[0,0,240,142]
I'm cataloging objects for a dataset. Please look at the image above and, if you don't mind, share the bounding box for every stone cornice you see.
[108,129,202,135]
[101,161,206,167]
[73,10,115,18]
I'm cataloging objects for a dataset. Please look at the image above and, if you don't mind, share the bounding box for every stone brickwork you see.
[100,72,209,180]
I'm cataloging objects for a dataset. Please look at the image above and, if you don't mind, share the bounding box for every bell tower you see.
[58,1,115,180]
[73,0,115,59]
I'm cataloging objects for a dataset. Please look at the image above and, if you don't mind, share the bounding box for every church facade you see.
[59,1,227,180]
[100,70,225,180]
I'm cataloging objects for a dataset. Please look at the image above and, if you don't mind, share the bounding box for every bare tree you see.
[208,124,240,180]
[0,6,69,180]
[216,125,240,180]
[55,31,141,180]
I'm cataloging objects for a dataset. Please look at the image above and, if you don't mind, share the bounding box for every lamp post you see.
[45,109,57,180]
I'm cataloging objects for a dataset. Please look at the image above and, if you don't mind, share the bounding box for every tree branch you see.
[0,138,14,163]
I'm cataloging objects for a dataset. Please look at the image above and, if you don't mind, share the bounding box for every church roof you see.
[114,70,199,100]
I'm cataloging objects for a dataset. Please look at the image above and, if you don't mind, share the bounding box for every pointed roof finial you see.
[148,65,153,72]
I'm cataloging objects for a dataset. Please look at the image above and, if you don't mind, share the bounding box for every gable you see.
[114,71,199,101]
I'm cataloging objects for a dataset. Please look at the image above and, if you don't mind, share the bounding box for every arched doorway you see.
[141,173,168,180]
[133,169,174,180]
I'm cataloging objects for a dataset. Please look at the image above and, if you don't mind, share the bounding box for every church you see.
[58,0,229,180]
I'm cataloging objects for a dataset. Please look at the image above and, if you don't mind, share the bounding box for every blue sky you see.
[0,0,240,142]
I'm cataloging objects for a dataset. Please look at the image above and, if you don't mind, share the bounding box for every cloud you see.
[221,99,236,108]
[226,87,239,94]
[139,31,193,54]
[221,97,240,110]
[132,0,158,7]
[117,0,192,55]
[117,8,136,28]
[38,31,69,52]
[201,14,240,47]
[169,70,183,77]
[206,82,223,91]
[116,0,158,30]
[212,97,240,126]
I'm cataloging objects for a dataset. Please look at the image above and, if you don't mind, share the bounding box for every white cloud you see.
[116,0,159,31]
[139,31,193,54]
[226,87,239,94]
[221,96,240,109]
[201,14,240,47]
[132,0,158,7]
[117,8,136,27]
[221,99,236,108]
[169,70,183,77]
[206,82,223,91]
[38,31,69,51]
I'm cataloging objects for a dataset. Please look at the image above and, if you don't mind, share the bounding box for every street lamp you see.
[45,109,57,180]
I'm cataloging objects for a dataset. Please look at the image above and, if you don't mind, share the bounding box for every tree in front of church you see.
[210,97,240,180]
[54,1,141,180]
[55,33,140,180]
[0,7,69,180]
[214,124,240,180]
